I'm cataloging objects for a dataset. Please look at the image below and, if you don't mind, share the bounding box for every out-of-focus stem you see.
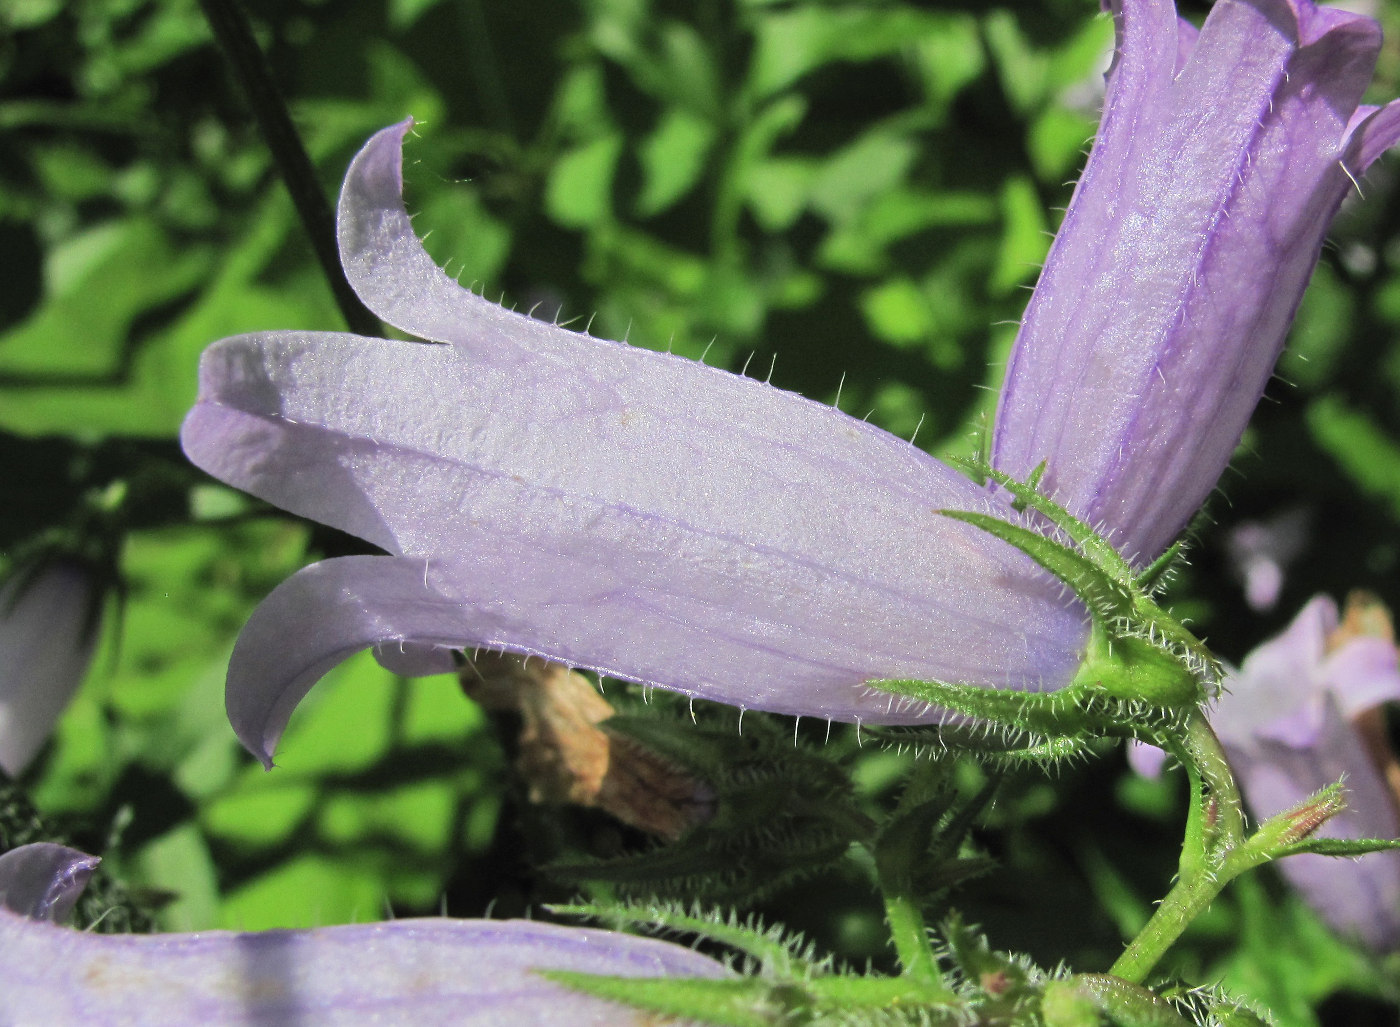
[197,0,381,338]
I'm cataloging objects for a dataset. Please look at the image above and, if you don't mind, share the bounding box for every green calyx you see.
[1069,624,1202,708]
[871,462,1215,754]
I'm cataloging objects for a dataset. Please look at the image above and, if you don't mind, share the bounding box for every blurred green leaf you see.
[1282,264,1353,390]
[748,7,963,102]
[0,219,211,381]
[808,126,919,226]
[991,175,1050,295]
[1028,106,1095,182]
[134,821,221,932]
[1212,873,1389,1026]
[1,0,65,30]
[909,14,985,113]
[219,852,387,930]
[635,109,715,218]
[1307,394,1400,520]
[862,277,932,349]
[546,134,624,228]
[820,187,997,275]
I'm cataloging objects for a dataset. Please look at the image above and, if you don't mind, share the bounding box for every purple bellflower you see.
[0,563,102,778]
[183,0,1400,767]
[0,842,728,1024]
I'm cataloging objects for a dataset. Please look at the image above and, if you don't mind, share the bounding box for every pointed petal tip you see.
[356,117,417,191]
[336,115,492,346]
[1347,99,1400,175]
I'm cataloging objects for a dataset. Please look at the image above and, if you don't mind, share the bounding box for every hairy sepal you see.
[1059,974,1195,1027]
[548,900,964,1024]
[871,466,1214,754]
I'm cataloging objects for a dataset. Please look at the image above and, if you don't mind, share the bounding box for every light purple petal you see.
[1125,739,1169,778]
[0,908,729,1025]
[184,123,1091,762]
[1211,595,1400,750]
[1225,509,1309,613]
[0,844,99,923]
[0,563,101,776]
[1172,16,1199,73]
[1319,634,1400,719]
[1212,595,1335,749]
[228,535,1084,765]
[994,0,1392,564]
[1228,697,1400,951]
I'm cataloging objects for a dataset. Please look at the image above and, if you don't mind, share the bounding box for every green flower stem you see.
[1109,861,1219,984]
[882,885,946,989]
[1177,706,1246,850]
[197,0,381,338]
[1111,709,1249,983]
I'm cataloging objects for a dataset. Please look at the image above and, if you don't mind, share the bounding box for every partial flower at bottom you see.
[0,843,728,1025]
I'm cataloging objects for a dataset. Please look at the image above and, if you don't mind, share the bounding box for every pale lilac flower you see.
[183,0,1400,767]
[993,0,1400,565]
[182,120,1088,765]
[0,563,102,777]
[1213,595,1400,950]
[1132,596,1400,949]
[0,842,728,1024]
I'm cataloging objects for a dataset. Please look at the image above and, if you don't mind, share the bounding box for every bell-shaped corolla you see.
[185,0,1400,768]
[182,120,1089,766]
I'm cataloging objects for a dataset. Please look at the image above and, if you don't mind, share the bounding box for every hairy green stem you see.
[1178,707,1246,849]
[882,886,944,988]
[1111,710,1248,983]
[1109,865,1216,984]
[198,0,381,337]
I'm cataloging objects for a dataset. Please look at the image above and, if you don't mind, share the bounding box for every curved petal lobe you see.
[229,551,1083,767]
[0,843,99,923]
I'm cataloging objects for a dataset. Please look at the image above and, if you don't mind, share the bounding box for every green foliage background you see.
[4,0,1400,1022]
